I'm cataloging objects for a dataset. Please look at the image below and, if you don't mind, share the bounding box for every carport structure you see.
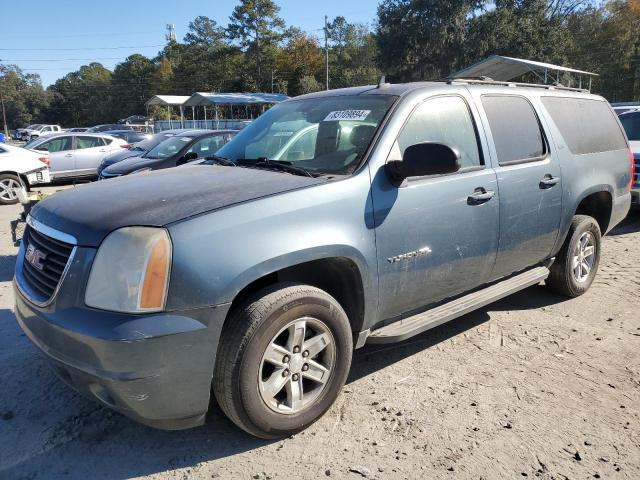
[145,95,191,128]
[182,92,289,129]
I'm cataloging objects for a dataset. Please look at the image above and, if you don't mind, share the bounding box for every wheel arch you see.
[224,252,370,337]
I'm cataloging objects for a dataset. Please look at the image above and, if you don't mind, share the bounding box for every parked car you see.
[14,124,43,140]
[26,133,128,180]
[0,143,50,205]
[98,129,236,179]
[100,129,151,145]
[118,115,148,125]
[96,129,193,176]
[13,81,632,439]
[86,124,133,133]
[619,110,640,208]
[612,102,640,116]
[17,124,62,141]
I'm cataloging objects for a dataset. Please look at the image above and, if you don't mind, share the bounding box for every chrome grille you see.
[21,226,73,302]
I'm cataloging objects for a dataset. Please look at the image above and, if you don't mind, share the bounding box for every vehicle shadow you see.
[607,212,640,236]
[1,285,567,479]
[0,255,16,282]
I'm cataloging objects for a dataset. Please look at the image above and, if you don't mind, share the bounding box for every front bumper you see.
[14,242,231,430]
[25,168,50,186]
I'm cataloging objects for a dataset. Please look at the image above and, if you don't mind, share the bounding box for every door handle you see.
[99,149,106,152]
[467,188,495,205]
[539,175,560,189]
[65,153,73,157]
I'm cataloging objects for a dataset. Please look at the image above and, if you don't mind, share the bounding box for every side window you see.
[279,127,318,161]
[76,136,102,149]
[481,95,546,164]
[187,136,224,158]
[541,97,629,152]
[393,96,482,169]
[36,136,72,152]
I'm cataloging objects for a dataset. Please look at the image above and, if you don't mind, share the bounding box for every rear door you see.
[73,136,107,176]
[473,93,562,279]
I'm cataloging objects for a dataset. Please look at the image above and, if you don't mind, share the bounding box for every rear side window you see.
[541,97,627,154]
[481,95,545,164]
[76,136,102,149]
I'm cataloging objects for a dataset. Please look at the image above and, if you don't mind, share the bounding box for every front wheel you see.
[546,215,601,297]
[213,283,353,439]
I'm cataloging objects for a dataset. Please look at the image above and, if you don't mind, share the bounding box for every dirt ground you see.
[1,187,639,480]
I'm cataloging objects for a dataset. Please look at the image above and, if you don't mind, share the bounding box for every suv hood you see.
[31,165,326,246]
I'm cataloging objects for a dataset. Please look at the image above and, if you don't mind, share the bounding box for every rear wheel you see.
[0,174,22,205]
[546,215,601,297]
[213,283,353,439]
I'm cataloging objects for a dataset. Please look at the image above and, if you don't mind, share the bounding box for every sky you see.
[0,0,379,86]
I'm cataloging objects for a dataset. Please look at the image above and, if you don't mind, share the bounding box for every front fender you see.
[165,173,377,323]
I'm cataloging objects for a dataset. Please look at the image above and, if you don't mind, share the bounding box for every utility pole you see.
[165,24,176,43]
[271,70,276,94]
[324,15,329,91]
[0,89,8,138]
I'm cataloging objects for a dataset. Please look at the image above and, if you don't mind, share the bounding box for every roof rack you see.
[449,55,598,92]
[446,76,589,93]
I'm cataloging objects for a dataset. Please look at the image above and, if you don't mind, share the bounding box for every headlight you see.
[85,227,172,313]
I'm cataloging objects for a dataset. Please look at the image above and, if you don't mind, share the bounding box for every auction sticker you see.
[323,110,371,122]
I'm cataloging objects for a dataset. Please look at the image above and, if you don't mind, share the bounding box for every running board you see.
[367,266,550,344]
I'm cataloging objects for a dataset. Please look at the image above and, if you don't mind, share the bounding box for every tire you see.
[213,283,353,439]
[0,174,22,205]
[546,215,601,297]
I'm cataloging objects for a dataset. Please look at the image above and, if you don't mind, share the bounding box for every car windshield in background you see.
[216,95,397,175]
[144,136,193,159]
[134,134,173,152]
[620,112,640,141]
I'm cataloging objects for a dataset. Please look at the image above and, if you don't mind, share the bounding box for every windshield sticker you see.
[323,110,371,122]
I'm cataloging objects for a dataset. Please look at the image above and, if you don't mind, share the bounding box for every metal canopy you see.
[145,95,191,106]
[183,92,289,107]
[451,55,598,82]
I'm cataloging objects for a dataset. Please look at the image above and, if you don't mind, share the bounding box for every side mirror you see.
[385,142,461,184]
[178,151,198,165]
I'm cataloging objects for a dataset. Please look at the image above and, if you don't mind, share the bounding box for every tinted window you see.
[620,111,640,142]
[393,96,482,168]
[145,136,193,159]
[76,136,102,149]
[186,135,227,158]
[541,97,627,154]
[36,136,72,152]
[482,96,545,164]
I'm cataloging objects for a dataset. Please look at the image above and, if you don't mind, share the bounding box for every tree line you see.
[1,0,638,129]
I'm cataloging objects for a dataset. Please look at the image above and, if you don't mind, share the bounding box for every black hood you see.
[103,154,165,175]
[31,165,326,246]
[101,148,145,168]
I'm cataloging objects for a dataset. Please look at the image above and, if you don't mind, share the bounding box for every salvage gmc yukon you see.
[14,80,634,439]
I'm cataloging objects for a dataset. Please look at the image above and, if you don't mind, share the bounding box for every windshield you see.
[144,136,193,159]
[134,133,174,151]
[620,112,640,141]
[216,94,397,175]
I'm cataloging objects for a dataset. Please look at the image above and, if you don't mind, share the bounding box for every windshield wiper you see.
[205,154,237,167]
[237,157,315,177]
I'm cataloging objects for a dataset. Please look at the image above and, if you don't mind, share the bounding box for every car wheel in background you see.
[546,214,602,297]
[0,174,22,205]
[213,283,353,439]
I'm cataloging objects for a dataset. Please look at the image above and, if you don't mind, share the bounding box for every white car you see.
[26,133,128,180]
[0,143,51,205]
[23,124,62,140]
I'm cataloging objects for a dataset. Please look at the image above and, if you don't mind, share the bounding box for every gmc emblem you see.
[25,244,46,271]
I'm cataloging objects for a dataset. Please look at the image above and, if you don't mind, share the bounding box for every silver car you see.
[26,133,128,180]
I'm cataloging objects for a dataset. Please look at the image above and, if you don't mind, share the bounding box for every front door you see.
[473,93,563,279]
[372,94,500,320]
[33,136,74,177]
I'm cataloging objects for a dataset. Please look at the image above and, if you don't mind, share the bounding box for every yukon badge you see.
[387,246,432,264]
[25,244,47,271]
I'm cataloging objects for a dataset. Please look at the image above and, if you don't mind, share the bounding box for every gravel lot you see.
[0,187,639,480]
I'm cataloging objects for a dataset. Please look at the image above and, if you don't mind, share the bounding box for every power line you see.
[0,45,164,51]
[1,57,131,62]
